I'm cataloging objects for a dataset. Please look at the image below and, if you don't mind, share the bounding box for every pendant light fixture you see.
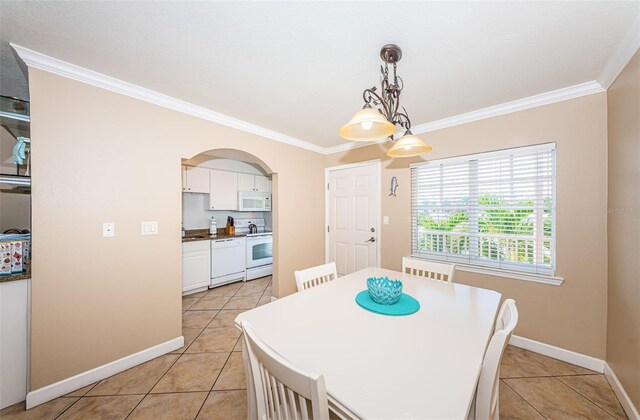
[339,44,431,158]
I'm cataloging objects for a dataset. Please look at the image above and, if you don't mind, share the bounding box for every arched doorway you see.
[180,148,279,301]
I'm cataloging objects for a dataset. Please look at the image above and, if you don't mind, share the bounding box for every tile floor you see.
[1,276,627,419]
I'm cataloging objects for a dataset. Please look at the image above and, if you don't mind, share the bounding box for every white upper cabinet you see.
[210,169,238,210]
[182,166,210,193]
[238,173,256,192]
[254,175,271,193]
[238,173,271,193]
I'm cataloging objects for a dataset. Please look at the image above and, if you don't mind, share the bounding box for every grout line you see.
[501,379,548,419]
[123,355,183,419]
[556,376,627,420]
[53,397,83,419]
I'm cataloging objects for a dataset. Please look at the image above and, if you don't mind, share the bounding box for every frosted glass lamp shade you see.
[339,108,396,141]
[386,133,432,158]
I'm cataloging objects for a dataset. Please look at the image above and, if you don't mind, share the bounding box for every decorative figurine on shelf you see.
[389,176,399,196]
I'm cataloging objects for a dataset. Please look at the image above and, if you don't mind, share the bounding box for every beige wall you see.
[607,50,640,408]
[28,69,325,389]
[326,93,609,358]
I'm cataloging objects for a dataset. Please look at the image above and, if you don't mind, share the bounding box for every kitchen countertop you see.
[182,229,272,243]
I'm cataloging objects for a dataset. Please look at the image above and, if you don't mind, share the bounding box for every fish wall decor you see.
[389,176,399,196]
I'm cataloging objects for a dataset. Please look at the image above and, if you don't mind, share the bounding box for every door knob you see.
[365,237,376,243]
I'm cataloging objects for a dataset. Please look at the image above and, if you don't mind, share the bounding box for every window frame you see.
[410,143,562,285]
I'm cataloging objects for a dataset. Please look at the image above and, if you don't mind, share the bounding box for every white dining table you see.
[235,267,501,420]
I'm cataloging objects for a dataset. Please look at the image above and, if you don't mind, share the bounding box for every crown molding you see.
[323,80,605,155]
[10,43,326,155]
[11,43,612,157]
[411,81,605,135]
[597,10,640,89]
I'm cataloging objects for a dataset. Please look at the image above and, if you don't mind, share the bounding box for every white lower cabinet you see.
[0,279,28,409]
[182,241,210,294]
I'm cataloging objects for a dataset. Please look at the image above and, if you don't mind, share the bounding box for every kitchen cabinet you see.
[182,166,210,193]
[182,241,210,294]
[238,173,271,193]
[0,279,28,409]
[209,169,238,210]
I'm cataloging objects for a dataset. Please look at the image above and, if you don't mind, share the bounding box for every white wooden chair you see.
[474,299,519,420]
[402,257,456,283]
[294,262,337,292]
[241,320,330,420]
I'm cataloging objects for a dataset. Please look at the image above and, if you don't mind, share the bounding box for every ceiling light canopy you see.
[339,44,431,158]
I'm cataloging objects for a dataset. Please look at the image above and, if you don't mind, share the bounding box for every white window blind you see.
[411,143,556,276]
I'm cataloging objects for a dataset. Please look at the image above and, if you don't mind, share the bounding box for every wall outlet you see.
[141,221,159,235]
[383,216,390,225]
[103,223,115,238]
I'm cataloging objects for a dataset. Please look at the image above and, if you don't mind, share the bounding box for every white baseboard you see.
[604,362,640,420]
[26,336,183,409]
[509,335,605,373]
[270,296,277,302]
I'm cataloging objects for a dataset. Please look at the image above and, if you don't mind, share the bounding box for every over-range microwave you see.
[238,191,271,211]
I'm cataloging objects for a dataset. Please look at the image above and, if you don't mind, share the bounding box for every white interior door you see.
[327,162,379,276]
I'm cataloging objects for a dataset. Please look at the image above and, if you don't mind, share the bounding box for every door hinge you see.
[327,226,330,233]
[327,182,330,190]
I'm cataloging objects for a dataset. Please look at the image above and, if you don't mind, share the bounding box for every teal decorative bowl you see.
[366,277,403,305]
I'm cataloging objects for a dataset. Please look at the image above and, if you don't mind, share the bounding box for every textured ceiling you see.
[0,1,638,147]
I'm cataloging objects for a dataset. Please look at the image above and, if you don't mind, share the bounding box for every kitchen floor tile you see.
[127,392,207,420]
[233,335,243,352]
[213,352,246,390]
[500,346,552,378]
[87,355,178,396]
[64,383,97,397]
[251,276,271,286]
[181,297,200,311]
[234,282,268,297]
[57,395,144,420]
[0,398,78,420]
[504,377,616,419]
[223,295,260,310]
[498,380,544,419]
[205,282,243,298]
[190,296,232,310]
[522,349,598,376]
[171,327,204,354]
[208,309,244,329]
[182,310,218,329]
[558,375,628,419]
[257,295,271,306]
[196,390,247,420]
[151,353,229,393]
[186,327,241,353]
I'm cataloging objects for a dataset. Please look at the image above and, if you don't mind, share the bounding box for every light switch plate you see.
[383,216,389,225]
[103,223,115,238]
[141,221,159,235]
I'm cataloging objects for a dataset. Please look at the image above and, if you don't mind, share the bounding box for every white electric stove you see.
[234,218,273,280]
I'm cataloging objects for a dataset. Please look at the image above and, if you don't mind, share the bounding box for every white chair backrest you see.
[242,321,330,420]
[294,262,337,292]
[402,257,455,283]
[475,299,518,420]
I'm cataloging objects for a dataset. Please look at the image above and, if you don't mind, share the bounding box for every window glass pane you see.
[252,243,272,260]
[411,144,555,276]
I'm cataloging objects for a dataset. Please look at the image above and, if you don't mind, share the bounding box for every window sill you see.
[410,256,564,286]
[455,264,564,286]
